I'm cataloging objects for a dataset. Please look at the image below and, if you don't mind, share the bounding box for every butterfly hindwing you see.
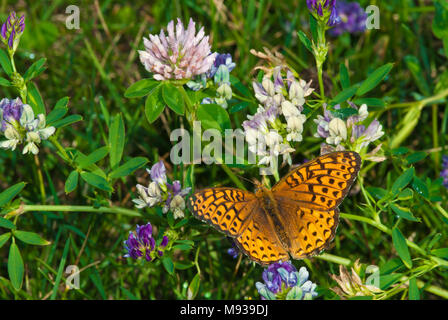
[233,206,289,265]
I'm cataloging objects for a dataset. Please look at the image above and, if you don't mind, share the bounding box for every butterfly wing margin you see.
[187,188,258,237]
[273,151,361,211]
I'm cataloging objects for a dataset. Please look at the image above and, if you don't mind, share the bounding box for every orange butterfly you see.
[187,151,361,265]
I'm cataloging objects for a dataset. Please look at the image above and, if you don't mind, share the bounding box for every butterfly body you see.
[188,151,361,265]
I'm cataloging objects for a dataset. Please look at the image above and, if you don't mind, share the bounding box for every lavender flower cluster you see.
[314,102,385,161]
[256,261,318,300]
[306,0,339,26]
[0,98,55,154]
[242,67,314,168]
[329,1,367,36]
[133,160,191,219]
[124,222,169,262]
[1,11,25,52]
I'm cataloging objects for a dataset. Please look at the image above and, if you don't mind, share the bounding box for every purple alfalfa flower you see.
[208,53,236,78]
[124,222,156,261]
[158,236,169,257]
[256,262,318,300]
[0,97,23,131]
[1,12,25,51]
[227,241,239,259]
[329,1,367,36]
[441,156,448,188]
[314,103,339,139]
[306,0,339,26]
[148,160,167,185]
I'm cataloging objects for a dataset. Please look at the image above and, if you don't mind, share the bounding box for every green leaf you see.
[390,203,420,222]
[353,98,385,108]
[412,176,429,199]
[356,63,393,96]
[162,256,175,275]
[409,278,420,300]
[431,248,448,259]
[0,49,12,75]
[172,244,193,251]
[109,157,149,179]
[339,63,350,89]
[162,84,185,115]
[65,171,79,194]
[380,273,403,290]
[392,227,412,269]
[0,232,11,249]
[14,230,50,245]
[367,187,388,200]
[8,242,24,291]
[405,152,427,164]
[297,31,312,53]
[229,101,249,113]
[23,58,47,81]
[391,168,414,195]
[0,217,16,229]
[432,0,448,39]
[397,188,413,200]
[124,79,160,98]
[196,103,231,133]
[27,82,46,115]
[331,86,358,106]
[51,114,83,128]
[187,273,201,300]
[230,75,254,99]
[46,107,68,125]
[0,182,26,207]
[391,147,409,155]
[329,107,358,120]
[80,172,113,192]
[174,262,194,270]
[0,76,11,86]
[145,86,165,123]
[77,146,109,169]
[109,114,125,169]
[99,96,110,126]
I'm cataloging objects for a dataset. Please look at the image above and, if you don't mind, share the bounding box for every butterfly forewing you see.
[273,151,361,211]
[187,188,258,237]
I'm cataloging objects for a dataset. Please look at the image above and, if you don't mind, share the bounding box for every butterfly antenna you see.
[235,174,255,186]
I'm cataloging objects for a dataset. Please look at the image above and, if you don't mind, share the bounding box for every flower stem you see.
[33,154,47,203]
[19,204,141,217]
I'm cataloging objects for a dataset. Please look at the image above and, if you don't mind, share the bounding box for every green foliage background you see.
[0,0,447,299]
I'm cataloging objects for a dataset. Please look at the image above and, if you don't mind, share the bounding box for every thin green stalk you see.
[19,204,141,217]
[220,162,247,190]
[316,253,351,266]
[34,154,47,203]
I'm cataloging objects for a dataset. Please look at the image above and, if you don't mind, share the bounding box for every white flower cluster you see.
[0,98,55,155]
[242,67,314,169]
[315,102,385,161]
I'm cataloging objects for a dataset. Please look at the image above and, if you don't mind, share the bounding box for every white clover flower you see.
[139,18,217,81]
